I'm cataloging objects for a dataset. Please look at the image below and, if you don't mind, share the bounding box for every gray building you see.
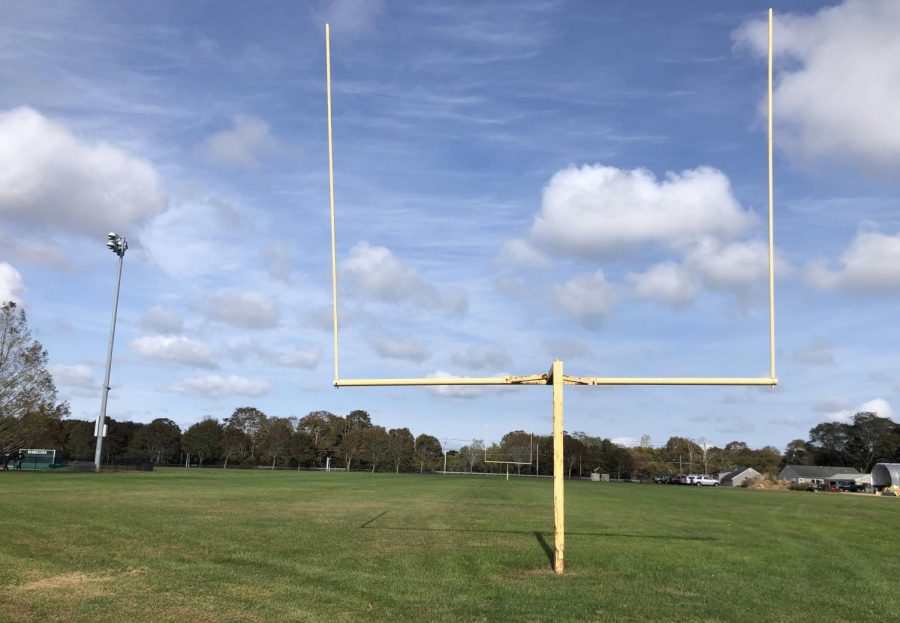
[777,465,859,486]
[718,467,761,487]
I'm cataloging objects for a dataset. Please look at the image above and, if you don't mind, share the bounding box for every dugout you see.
[18,449,65,470]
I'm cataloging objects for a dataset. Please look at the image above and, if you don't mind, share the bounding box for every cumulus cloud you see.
[628,261,699,307]
[450,345,510,370]
[204,291,280,329]
[0,263,25,304]
[340,242,467,313]
[806,229,900,293]
[141,305,183,334]
[551,271,615,328]
[528,164,754,259]
[167,374,272,398]
[130,335,218,368]
[200,114,280,168]
[371,335,430,363]
[51,363,99,389]
[733,0,900,169]
[823,397,893,424]
[0,107,166,235]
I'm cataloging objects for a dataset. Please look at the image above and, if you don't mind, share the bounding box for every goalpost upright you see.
[324,9,777,575]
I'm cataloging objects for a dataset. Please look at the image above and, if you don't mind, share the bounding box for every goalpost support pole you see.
[552,360,565,574]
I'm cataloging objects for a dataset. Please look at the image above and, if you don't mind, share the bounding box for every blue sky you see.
[2,0,899,450]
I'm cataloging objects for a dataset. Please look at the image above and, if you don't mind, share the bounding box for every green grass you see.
[1,469,897,623]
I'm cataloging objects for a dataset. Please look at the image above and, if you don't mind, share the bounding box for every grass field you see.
[1,469,898,623]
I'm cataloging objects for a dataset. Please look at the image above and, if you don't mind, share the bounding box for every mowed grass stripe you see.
[0,469,897,622]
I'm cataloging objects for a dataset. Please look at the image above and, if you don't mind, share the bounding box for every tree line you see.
[3,301,899,476]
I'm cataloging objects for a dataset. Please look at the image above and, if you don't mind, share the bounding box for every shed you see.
[871,463,900,489]
[777,465,859,485]
[719,467,761,487]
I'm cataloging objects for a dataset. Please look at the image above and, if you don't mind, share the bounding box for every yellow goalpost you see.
[324,9,777,575]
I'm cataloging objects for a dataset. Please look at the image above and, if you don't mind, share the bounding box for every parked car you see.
[669,475,684,485]
[692,475,719,487]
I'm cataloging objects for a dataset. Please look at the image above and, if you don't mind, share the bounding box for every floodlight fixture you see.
[324,8,779,574]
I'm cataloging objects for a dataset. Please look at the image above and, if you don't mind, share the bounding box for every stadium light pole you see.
[94,232,128,472]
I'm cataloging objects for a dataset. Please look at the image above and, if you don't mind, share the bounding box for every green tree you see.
[131,418,181,464]
[387,427,415,473]
[183,417,223,467]
[259,416,294,468]
[220,427,249,468]
[224,407,267,462]
[363,426,390,472]
[0,302,69,453]
[413,434,443,473]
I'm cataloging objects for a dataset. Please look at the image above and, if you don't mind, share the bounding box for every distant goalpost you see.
[324,9,778,575]
[484,434,534,481]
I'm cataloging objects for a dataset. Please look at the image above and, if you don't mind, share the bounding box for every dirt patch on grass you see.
[661,586,699,598]
[17,572,108,592]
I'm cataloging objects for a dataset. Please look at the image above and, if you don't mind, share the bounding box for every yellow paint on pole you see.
[552,360,565,575]
[767,8,776,381]
[326,24,340,385]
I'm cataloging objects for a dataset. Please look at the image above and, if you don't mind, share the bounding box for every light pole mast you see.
[94,233,128,472]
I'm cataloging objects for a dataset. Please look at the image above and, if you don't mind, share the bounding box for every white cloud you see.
[806,229,900,293]
[204,291,280,329]
[496,238,552,268]
[733,0,900,169]
[340,242,467,313]
[628,261,699,307]
[320,0,384,37]
[275,348,321,369]
[141,198,250,279]
[0,232,71,270]
[226,340,321,369]
[451,345,510,370]
[141,305,183,334]
[0,107,166,235]
[551,270,615,328]
[528,164,754,259]
[822,397,893,424]
[0,263,25,304]
[130,335,218,368]
[425,370,509,400]
[628,239,788,307]
[371,336,430,363]
[200,114,279,168]
[167,374,272,398]
[51,363,99,389]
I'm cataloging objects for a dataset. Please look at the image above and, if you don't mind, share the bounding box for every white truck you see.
[686,474,719,486]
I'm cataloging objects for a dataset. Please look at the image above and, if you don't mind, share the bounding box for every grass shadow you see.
[359,511,715,544]
[533,531,554,569]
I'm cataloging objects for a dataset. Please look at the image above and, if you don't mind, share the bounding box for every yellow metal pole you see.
[552,359,565,574]
[767,8,776,381]
[326,24,340,385]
